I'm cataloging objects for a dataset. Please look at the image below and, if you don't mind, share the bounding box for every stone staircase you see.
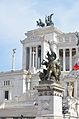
[0,90,38,109]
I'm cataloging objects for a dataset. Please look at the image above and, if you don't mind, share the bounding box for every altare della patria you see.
[0,14,79,119]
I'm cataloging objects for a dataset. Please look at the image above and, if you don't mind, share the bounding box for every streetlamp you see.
[12,48,16,71]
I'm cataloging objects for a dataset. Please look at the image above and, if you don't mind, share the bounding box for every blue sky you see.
[0,0,79,72]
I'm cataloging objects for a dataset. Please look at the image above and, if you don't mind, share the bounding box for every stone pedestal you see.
[35,82,64,119]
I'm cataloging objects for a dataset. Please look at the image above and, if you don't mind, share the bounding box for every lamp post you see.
[12,48,16,71]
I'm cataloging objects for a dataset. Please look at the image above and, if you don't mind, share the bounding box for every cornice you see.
[0,69,28,78]
[25,26,63,38]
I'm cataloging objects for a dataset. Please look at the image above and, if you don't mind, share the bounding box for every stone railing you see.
[0,90,38,109]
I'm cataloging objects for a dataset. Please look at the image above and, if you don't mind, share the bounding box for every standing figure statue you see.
[76,32,79,46]
[39,45,61,82]
[45,13,54,26]
[36,19,45,27]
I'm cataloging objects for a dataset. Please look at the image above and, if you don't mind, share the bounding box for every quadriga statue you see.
[36,13,54,27]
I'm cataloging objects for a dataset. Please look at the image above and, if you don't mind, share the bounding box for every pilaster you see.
[70,48,72,71]
[63,49,66,71]
[22,46,26,70]
[36,46,38,69]
[28,79,31,90]
[29,47,32,70]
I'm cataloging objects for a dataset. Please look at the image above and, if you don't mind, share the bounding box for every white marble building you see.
[0,25,79,118]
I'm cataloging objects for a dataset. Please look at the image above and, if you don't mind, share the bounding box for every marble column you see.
[22,46,26,70]
[70,48,72,71]
[32,48,35,68]
[28,79,31,90]
[63,49,66,71]
[29,47,32,70]
[36,46,38,69]
[23,74,27,93]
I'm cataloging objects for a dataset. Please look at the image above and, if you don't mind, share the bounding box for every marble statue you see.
[67,98,77,117]
[68,83,73,97]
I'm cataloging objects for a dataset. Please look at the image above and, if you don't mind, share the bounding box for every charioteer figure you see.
[36,13,54,27]
[45,13,54,26]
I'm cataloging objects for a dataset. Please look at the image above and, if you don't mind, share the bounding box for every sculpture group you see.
[36,13,54,27]
[39,44,61,82]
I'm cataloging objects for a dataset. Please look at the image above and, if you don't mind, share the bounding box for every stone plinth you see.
[35,82,64,119]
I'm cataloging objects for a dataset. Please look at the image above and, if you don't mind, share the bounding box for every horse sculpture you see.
[36,19,45,27]
[45,13,54,26]
[36,13,54,27]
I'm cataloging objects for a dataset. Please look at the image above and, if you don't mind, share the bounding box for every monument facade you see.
[0,15,79,118]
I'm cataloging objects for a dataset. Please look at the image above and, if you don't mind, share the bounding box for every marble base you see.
[35,82,64,119]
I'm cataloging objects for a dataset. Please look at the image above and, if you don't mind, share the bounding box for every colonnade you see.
[26,45,41,71]
[26,46,77,71]
[59,48,76,71]
[63,49,72,71]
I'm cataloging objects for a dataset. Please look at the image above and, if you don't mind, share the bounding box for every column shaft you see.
[32,49,34,68]
[22,46,24,69]
[70,48,72,71]
[63,49,66,71]
[29,47,32,70]
[28,79,31,90]
[36,46,38,69]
